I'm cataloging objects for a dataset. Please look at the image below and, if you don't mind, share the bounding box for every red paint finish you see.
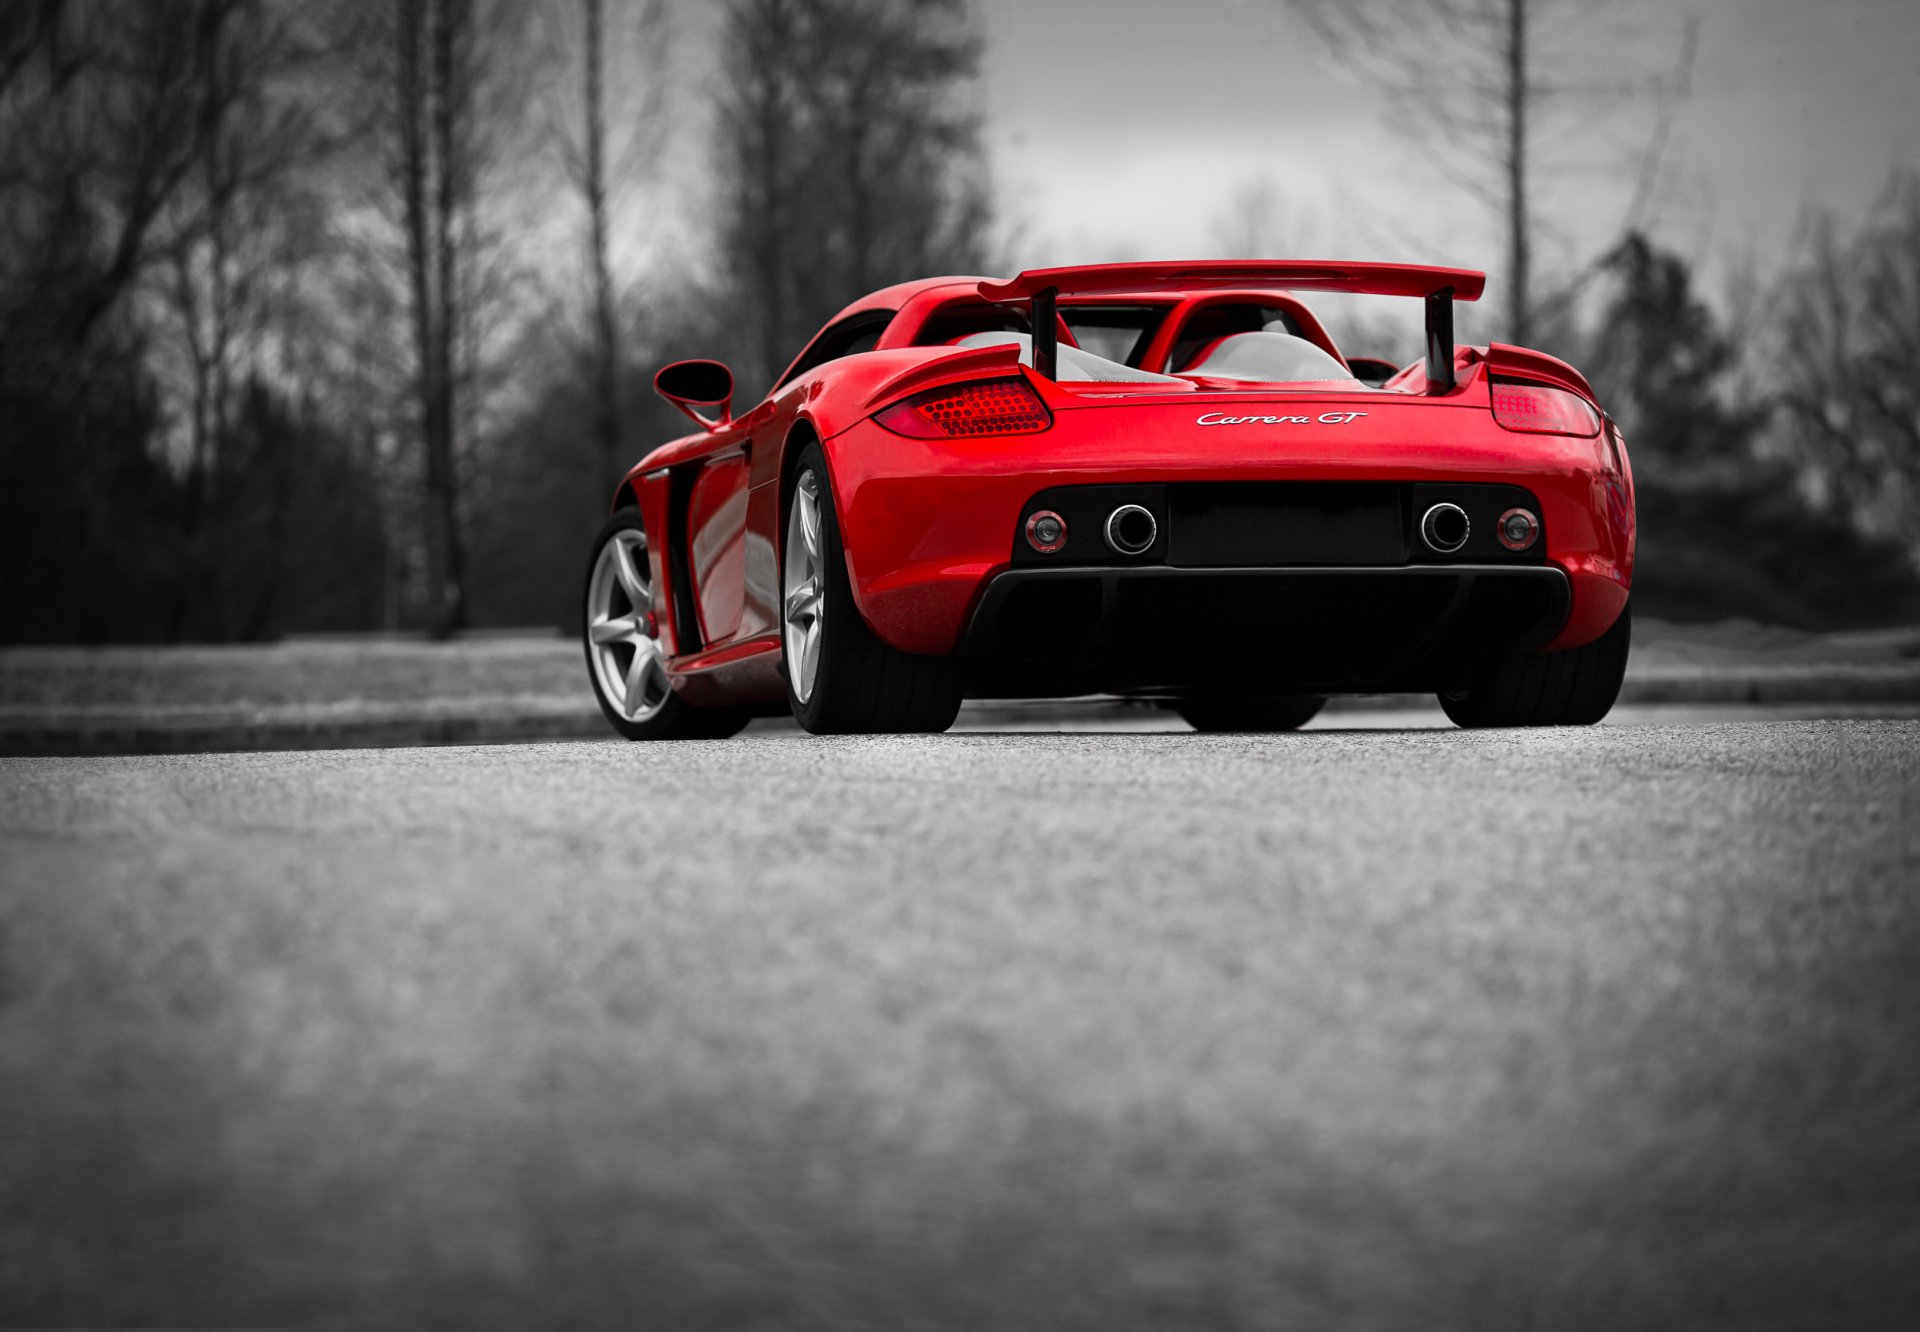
[685,450,749,644]
[614,261,1635,706]
[826,361,1630,656]
[629,469,681,654]
[977,260,1488,303]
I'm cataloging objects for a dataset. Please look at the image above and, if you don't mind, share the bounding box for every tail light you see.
[874,377,1052,439]
[1491,377,1601,437]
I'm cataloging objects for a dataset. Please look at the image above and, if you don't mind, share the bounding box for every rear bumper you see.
[958,564,1570,698]
[822,408,1633,658]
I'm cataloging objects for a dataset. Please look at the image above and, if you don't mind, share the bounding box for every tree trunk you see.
[168,0,236,643]
[749,4,791,387]
[243,383,297,641]
[582,0,621,497]
[427,0,467,636]
[1505,0,1530,343]
[169,245,212,643]
[397,0,444,635]
[207,132,236,638]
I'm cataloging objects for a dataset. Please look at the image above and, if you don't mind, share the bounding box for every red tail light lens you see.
[1491,378,1601,437]
[874,377,1052,439]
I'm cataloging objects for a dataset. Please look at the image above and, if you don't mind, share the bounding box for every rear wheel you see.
[1173,694,1326,733]
[1439,601,1631,728]
[583,510,750,741]
[782,444,963,734]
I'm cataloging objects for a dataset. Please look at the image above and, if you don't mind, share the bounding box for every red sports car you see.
[583,261,1634,738]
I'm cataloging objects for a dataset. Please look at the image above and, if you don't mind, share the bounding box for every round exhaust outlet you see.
[1420,502,1471,554]
[1105,504,1157,556]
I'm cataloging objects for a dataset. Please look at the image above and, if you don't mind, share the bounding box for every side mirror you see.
[1346,356,1401,389]
[655,359,734,428]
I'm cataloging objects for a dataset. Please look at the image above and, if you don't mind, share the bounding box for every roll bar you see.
[977,261,1485,393]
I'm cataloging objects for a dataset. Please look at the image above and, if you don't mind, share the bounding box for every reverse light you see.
[1025,510,1068,554]
[1497,507,1540,551]
[1491,377,1601,437]
[874,377,1052,439]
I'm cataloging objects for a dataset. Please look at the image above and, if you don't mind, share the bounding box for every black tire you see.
[1172,694,1327,733]
[1439,600,1632,728]
[582,509,752,741]
[782,443,963,734]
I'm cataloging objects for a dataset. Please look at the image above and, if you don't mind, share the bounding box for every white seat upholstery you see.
[1179,331,1365,385]
[955,331,1188,384]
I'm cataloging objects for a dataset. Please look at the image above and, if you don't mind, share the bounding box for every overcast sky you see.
[974,0,1920,280]
[664,0,1920,309]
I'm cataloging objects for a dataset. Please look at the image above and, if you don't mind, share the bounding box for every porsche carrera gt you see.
[583,261,1634,737]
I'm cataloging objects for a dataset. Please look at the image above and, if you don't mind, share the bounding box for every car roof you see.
[824,277,990,324]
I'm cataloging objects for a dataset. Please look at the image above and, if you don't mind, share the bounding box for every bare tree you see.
[0,1,346,639]
[150,0,346,638]
[580,0,620,496]
[715,0,805,388]
[545,0,669,496]
[713,0,991,393]
[1771,173,1920,555]
[1,1,257,378]
[367,0,539,636]
[0,1,413,643]
[0,0,78,103]
[1281,0,1694,344]
[426,0,464,637]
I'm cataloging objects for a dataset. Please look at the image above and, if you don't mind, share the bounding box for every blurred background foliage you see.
[2,0,1916,644]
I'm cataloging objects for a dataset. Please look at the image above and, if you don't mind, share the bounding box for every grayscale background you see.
[2,1,1918,1328]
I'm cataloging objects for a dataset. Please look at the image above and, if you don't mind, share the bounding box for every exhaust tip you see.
[1420,502,1471,554]
[1105,504,1157,556]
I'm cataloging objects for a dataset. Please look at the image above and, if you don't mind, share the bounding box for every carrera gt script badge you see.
[1196,411,1369,426]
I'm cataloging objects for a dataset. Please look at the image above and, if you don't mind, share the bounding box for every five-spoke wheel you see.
[782,470,826,706]
[586,523,668,726]
[581,509,749,740]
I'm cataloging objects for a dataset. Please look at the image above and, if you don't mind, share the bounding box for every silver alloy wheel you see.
[783,470,825,704]
[586,526,668,723]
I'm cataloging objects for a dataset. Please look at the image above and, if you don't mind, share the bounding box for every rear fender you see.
[767,343,1027,517]
[1478,342,1599,403]
[775,346,1029,446]
[803,342,1041,558]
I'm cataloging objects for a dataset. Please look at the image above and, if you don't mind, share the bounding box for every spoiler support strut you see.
[1425,287,1455,393]
[1031,285,1058,382]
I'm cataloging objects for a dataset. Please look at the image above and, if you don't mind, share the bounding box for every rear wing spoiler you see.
[977,261,1485,393]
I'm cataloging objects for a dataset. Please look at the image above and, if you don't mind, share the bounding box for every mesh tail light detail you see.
[1490,377,1601,437]
[874,377,1052,439]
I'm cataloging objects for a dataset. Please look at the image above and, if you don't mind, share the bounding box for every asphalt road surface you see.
[4,715,1918,1329]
